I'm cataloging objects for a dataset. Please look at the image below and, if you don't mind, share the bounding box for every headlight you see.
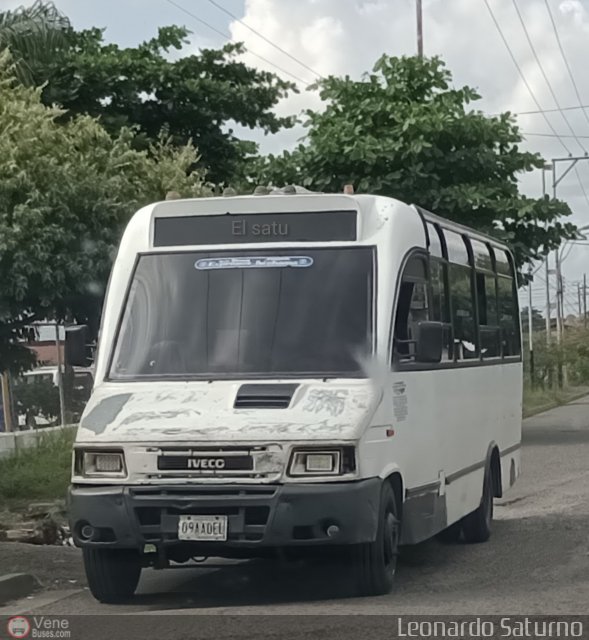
[288,447,356,477]
[74,449,127,478]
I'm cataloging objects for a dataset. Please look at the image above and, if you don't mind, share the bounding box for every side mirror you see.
[415,321,443,363]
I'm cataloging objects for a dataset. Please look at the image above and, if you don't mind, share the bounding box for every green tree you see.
[31,23,296,185]
[254,55,575,266]
[13,376,60,427]
[0,0,69,85]
[0,52,209,374]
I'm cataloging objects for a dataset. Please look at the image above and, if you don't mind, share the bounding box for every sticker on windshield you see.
[195,256,314,270]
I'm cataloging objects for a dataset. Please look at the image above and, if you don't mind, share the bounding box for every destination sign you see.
[153,210,357,246]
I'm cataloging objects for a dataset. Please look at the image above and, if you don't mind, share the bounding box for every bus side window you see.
[449,263,478,360]
[472,240,501,359]
[477,272,501,358]
[430,258,453,361]
[393,255,430,361]
[495,250,521,357]
[498,275,520,356]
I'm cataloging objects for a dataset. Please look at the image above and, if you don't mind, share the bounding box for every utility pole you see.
[1,372,14,432]
[548,157,589,388]
[542,165,552,345]
[552,163,565,351]
[583,273,587,329]
[55,323,67,427]
[528,268,534,387]
[416,0,423,57]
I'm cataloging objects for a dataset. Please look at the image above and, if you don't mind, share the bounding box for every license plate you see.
[177,515,228,541]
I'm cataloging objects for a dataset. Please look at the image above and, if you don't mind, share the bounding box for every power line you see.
[205,0,323,80]
[163,0,312,86]
[482,0,571,155]
[511,0,587,153]
[511,104,589,117]
[543,0,589,130]
[523,132,589,139]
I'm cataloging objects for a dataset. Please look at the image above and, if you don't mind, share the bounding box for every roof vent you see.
[234,384,298,409]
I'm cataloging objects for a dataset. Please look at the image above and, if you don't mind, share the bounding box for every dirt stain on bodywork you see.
[303,390,348,417]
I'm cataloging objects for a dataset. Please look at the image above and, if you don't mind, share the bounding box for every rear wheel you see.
[462,464,493,544]
[353,481,400,596]
[83,548,142,604]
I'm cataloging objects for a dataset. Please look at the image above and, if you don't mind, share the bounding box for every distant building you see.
[26,324,65,366]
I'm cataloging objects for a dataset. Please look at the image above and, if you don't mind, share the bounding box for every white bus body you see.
[70,192,522,603]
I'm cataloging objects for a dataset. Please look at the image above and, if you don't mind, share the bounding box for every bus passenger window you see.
[449,263,478,359]
[430,259,452,361]
[476,272,501,359]
[498,276,520,356]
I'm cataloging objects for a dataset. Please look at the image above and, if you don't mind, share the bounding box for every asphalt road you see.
[2,396,589,635]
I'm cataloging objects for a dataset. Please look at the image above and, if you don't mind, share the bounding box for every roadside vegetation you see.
[0,428,75,507]
[523,324,589,416]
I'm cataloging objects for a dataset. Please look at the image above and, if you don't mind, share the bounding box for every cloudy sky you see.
[5,0,589,314]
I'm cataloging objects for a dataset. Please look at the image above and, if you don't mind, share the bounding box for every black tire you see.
[461,464,493,544]
[83,548,142,604]
[353,481,401,596]
[436,521,462,544]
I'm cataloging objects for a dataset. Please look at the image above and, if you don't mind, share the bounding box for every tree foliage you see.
[0,52,208,373]
[527,326,589,389]
[31,24,296,185]
[0,0,70,85]
[12,376,60,427]
[254,55,576,266]
[521,306,546,333]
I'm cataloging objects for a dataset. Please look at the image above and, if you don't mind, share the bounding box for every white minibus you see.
[69,188,522,603]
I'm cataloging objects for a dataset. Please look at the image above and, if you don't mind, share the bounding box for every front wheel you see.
[83,548,142,604]
[461,464,493,544]
[353,481,400,596]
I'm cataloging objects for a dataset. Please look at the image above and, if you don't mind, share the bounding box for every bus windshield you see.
[109,247,374,380]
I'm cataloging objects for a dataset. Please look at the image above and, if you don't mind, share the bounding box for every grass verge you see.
[0,428,75,508]
[523,385,589,418]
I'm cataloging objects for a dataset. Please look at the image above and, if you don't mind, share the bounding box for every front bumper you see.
[68,479,381,550]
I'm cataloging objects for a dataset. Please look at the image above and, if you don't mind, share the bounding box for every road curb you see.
[0,573,40,606]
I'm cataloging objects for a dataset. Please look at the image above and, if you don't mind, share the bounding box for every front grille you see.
[149,445,282,480]
[157,455,254,472]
